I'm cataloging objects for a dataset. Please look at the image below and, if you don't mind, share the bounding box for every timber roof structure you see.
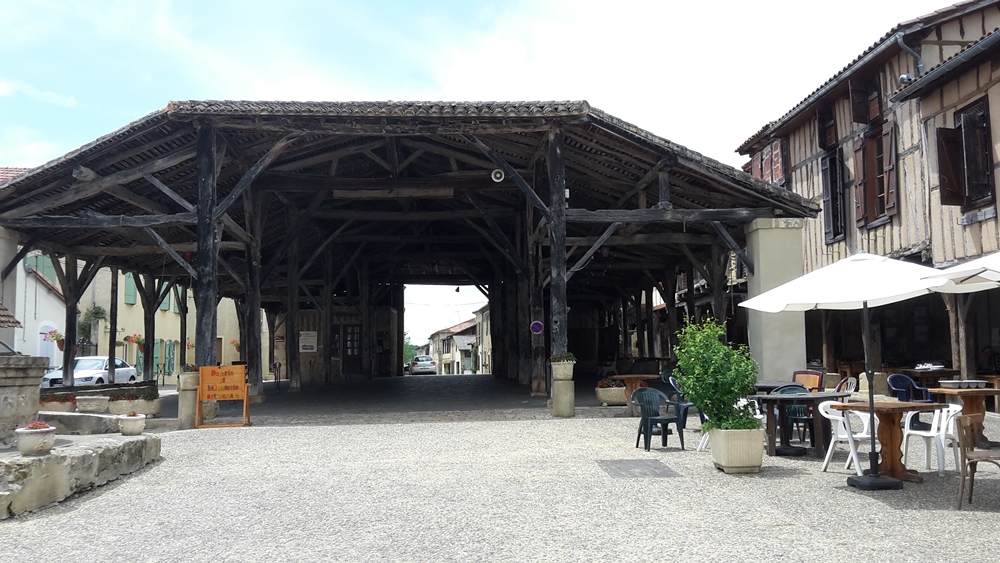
[0,100,818,308]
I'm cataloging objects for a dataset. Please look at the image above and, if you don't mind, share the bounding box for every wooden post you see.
[530,235,546,394]
[685,266,697,323]
[361,259,372,377]
[394,283,404,377]
[61,255,78,387]
[821,311,836,376]
[490,267,505,378]
[194,124,219,368]
[176,285,188,370]
[646,284,657,358]
[322,249,334,384]
[635,289,646,358]
[619,296,628,359]
[547,127,568,358]
[287,208,301,391]
[710,246,728,323]
[244,187,264,395]
[108,267,118,384]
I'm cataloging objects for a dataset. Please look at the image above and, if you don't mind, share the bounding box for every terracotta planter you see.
[15,427,56,455]
[56,339,64,351]
[136,343,144,354]
[708,428,765,474]
[75,395,110,413]
[551,361,576,381]
[234,345,240,354]
[595,386,627,406]
[119,414,146,436]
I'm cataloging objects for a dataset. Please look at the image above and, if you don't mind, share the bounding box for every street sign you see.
[196,364,251,428]
[530,321,544,334]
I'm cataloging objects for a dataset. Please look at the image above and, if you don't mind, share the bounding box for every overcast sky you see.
[0,0,957,342]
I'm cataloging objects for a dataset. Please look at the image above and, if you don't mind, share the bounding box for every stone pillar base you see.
[857,372,888,395]
[550,380,575,417]
[177,372,199,430]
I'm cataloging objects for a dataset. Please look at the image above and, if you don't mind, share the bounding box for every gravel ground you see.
[3,411,1000,562]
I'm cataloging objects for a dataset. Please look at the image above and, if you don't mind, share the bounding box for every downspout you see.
[896,34,925,76]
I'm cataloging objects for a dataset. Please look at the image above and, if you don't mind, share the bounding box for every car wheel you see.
[129,376,136,382]
[96,378,104,384]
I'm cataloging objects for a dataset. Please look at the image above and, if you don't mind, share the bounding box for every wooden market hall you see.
[0,100,818,397]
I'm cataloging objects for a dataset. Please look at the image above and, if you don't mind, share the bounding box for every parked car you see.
[40,356,138,388]
[409,355,437,375]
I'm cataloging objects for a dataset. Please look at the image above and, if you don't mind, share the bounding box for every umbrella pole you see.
[847,301,903,490]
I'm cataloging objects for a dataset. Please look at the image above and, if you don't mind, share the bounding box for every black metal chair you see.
[630,387,685,451]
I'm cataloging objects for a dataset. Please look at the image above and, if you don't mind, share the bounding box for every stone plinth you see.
[0,356,50,448]
[178,372,199,430]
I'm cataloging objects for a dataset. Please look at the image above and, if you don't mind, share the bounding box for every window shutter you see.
[761,145,773,183]
[882,121,898,217]
[771,140,784,183]
[853,137,867,226]
[961,110,993,204]
[821,155,835,243]
[937,127,965,206]
[160,292,170,311]
[850,81,869,124]
[124,273,137,305]
[751,153,761,179]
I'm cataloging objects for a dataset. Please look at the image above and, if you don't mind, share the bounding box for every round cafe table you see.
[609,374,661,416]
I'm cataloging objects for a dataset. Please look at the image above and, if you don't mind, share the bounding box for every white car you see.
[40,356,138,388]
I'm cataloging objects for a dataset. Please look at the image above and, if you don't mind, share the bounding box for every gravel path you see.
[3,412,999,562]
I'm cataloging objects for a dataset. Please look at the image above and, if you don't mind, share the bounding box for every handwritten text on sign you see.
[199,365,247,401]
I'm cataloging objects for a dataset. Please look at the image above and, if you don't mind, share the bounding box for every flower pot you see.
[595,386,627,406]
[708,428,765,474]
[15,427,56,455]
[119,414,146,436]
[234,345,240,354]
[136,343,144,354]
[39,401,76,412]
[551,361,575,381]
[75,395,110,413]
[56,339,64,352]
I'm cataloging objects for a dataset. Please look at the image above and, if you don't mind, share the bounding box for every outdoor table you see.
[899,368,960,389]
[610,374,660,416]
[754,380,797,393]
[984,376,1000,413]
[749,391,850,458]
[832,401,944,483]
[926,387,1000,448]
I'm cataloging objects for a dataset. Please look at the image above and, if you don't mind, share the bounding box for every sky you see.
[0,0,961,342]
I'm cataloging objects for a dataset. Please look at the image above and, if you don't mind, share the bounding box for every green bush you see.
[674,319,760,431]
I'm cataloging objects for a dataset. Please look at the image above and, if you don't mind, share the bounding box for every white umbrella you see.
[740,253,950,490]
[923,251,1000,294]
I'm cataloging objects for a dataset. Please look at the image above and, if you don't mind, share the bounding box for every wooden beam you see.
[145,173,251,243]
[298,220,353,278]
[257,173,521,192]
[1,232,41,282]
[66,241,244,256]
[218,257,244,291]
[657,169,672,210]
[462,134,551,220]
[259,189,327,283]
[615,157,674,207]
[397,138,496,170]
[679,245,712,286]
[564,208,773,223]
[550,232,714,246]
[143,227,198,280]
[462,217,526,277]
[213,133,299,222]
[0,148,197,218]
[270,139,384,173]
[313,209,511,222]
[332,188,454,199]
[547,127,568,359]
[0,213,197,229]
[711,221,754,276]
[566,222,621,281]
[194,125,219,367]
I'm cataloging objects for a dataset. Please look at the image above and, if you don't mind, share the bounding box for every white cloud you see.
[0,126,62,168]
[0,80,76,107]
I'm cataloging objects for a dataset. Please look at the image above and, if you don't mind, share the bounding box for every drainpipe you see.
[896,34,925,76]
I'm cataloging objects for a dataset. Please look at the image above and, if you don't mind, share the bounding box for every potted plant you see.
[550,352,576,381]
[119,411,146,436]
[108,387,161,417]
[230,339,240,354]
[15,421,57,455]
[125,333,145,353]
[675,318,764,474]
[595,378,627,406]
[44,328,65,351]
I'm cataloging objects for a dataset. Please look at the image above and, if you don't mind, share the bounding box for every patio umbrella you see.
[923,250,1000,294]
[740,253,950,490]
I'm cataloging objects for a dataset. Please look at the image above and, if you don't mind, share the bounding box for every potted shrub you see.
[15,421,57,455]
[119,411,146,436]
[550,352,576,381]
[595,378,627,406]
[675,318,763,474]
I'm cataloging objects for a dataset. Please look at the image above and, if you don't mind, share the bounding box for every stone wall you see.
[0,356,49,448]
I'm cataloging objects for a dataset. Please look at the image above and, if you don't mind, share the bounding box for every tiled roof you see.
[737,0,994,154]
[892,25,1000,100]
[452,335,476,351]
[167,100,591,118]
[0,303,21,328]
[0,168,30,183]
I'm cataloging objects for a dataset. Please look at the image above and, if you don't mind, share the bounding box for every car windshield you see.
[414,356,432,362]
[74,359,105,371]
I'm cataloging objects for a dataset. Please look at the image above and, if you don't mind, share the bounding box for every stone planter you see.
[108,398,162,418]
[595,386,627,406]
[708,428,765,474]
[0,355,50,448]
[75,395,110,413]
[551,361,576,381]
[39,401,76,412]
[118,414,146,436]
[15,426,56,455]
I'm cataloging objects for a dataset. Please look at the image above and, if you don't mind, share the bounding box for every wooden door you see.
[344,325,361,374]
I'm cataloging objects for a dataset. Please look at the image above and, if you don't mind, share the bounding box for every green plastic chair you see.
[773,384,813,446]
[631,387,685,451]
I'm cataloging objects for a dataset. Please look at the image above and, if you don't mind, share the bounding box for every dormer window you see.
[851,76,883,125]
[749,139,787,186]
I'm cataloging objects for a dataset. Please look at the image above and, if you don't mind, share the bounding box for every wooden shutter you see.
[882,121,898,217]
[961,110,993,204]
[160,292,170,311]
[771,140,784,183]
[762,145,773,183]
[853,137,867,226]
[751,153,761,178]
[850,81,869,124]
[124,273,137,305]
[821,155,835,243]
[937,127,965,206]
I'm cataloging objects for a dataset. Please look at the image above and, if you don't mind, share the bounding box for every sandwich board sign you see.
[196,364,251,428]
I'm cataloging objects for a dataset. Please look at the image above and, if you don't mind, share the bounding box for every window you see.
[853,121,897,227]
[938,97,994,210]
[443,339,451,354]
[749,139,786,185]
[818,107,846,243]
[124,273,137,305]
[850,77,883,124]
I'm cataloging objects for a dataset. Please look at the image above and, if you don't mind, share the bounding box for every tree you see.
[403,333,420,365]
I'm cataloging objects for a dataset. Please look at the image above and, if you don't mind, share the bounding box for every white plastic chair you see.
[902,403,963,476]
[817,400,870,476]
